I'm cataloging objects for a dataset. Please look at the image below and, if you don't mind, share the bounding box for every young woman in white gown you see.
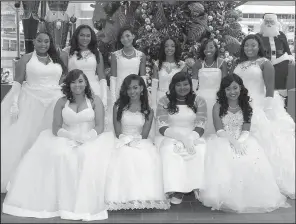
[105,74,170,210]
[2,69,114,221]
[199,74,289,213]
[233,34,295,199]
[155,72,207,205]
[151,37,187,111]
[62,24,108,130]
[1,31,67,193]
[192,39,227,138]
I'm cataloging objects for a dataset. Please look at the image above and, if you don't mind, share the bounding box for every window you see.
[20,41,25,52]
[2,39,9,50]
[288,26,295,32]
[255,14,263,18]
[249,14,255,18]
[243,14,248,18]
[10,40,17,51]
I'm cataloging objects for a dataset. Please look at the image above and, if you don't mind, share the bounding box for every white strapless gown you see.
[1,51,63,193]
[200,110,289,213]
[197,61,222,138]
[105,110,170,210]
[2,98,114,221]
[234,58,295,199]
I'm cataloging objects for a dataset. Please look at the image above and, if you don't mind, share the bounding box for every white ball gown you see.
[197,60,223,138]
[234,58,295,199]
[2,97,114,221]
[199,110,289,213]
[156,60,186,101]
[105,110,170,210]
[1,51,63,193]
[155,96,207,195]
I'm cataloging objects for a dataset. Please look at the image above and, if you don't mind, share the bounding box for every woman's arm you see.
[52,97,67,136]
[212,103,224,132]
[92,95,105,135]
[220,60,228,78]
[14,53,32,84]
[193,96,207,137]
[113,105,122,138]
[96,51,106,80]
[139,53,147,77]
[261,59,275,98]
[141,109,154,139]
[110,52,117,78]
[152,63,159,80]
[59,51,68,84]
[191,60,202,80]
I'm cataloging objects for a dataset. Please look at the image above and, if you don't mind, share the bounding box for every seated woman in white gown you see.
[233,34,295,199]
[1,31,67,193]
[151,37,187,111]
[192,39,227,138]
[2,69,114,221]
[155,72,207,205]
[62,24,108,130]
[199,74,289,213]
[105,74,170,210]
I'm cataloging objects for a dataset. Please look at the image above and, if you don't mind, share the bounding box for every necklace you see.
[122,48,135,57]
[36,54,49,59]
[204,60,215,67]
[176,98,186,101]
[229,105,239,110]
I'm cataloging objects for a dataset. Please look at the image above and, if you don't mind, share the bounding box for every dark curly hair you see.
[115,74,151,122]
[116,25,137,50]
[69,24,100,64]
[238,34,266,63]
[62,69,93,103]
[166,71,197,114]
[216,73,253,123]
[34,31,67,75]
[199,38,219,61]
[158,36,182,70]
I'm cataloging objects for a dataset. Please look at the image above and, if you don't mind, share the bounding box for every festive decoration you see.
[93,1,246,87]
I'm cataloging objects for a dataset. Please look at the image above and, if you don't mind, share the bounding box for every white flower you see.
[225,51,230,57]
[214,38,219,43]
[145,18,151,24]
[208,15,213,21]
[145,25,152,31]
[209,26,213,31]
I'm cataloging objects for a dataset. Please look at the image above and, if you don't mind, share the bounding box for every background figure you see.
[200,74,289,213]
[105,74,169,210]
[256,13,295,98]
[62,24,108,130]
[151,37,187,112]
[155,72,207,205]
[234,34,295,199]
[2,69,114,221]
[1,31,66,193]
[192,39,228,138]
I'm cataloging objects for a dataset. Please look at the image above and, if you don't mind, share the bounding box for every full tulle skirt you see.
[2,130,114,221]
[1,83,62,193]
[105,138,170,210]
[199,134,289,213]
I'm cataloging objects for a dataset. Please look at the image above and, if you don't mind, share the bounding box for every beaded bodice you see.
[121,110,145,137]
[222,110,244,140]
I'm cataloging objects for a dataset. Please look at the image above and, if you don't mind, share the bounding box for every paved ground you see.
[1,192,295,223]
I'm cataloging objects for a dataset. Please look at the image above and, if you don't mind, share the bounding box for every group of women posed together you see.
[1,24,295,221]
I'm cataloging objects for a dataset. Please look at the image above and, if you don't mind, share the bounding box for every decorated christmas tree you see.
[92,1,246,87]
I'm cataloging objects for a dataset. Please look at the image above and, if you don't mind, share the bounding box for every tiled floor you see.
[1,192,295,223]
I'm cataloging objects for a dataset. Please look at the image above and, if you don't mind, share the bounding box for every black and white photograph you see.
[1,0,295,223]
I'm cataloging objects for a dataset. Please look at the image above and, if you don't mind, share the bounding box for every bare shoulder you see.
[18,52,33,64]
[213,102,221,111]
[92,95,103,108]
[56,96,67,107]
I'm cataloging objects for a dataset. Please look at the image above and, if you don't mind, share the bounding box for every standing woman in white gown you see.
[62,25,108,129]
[105,74,170,211]
[192,39,227,138]
[233,34,295,199]
[1,31,67,193]
[155,72,207,205]
[151,37,187,111]
[110,26,147,106]
[2,69,114,221]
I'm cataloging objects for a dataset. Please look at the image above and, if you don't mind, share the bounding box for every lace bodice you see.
[68,50,98,83]
[26,51,62,87]
[198,60,222,91]
[157,61,185,92]
[222,110,244,140]
[62,98,95,134]
[233,58,268,99]
[113,49,143,95]
[121,110,145,136]
[156,96,207,131]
